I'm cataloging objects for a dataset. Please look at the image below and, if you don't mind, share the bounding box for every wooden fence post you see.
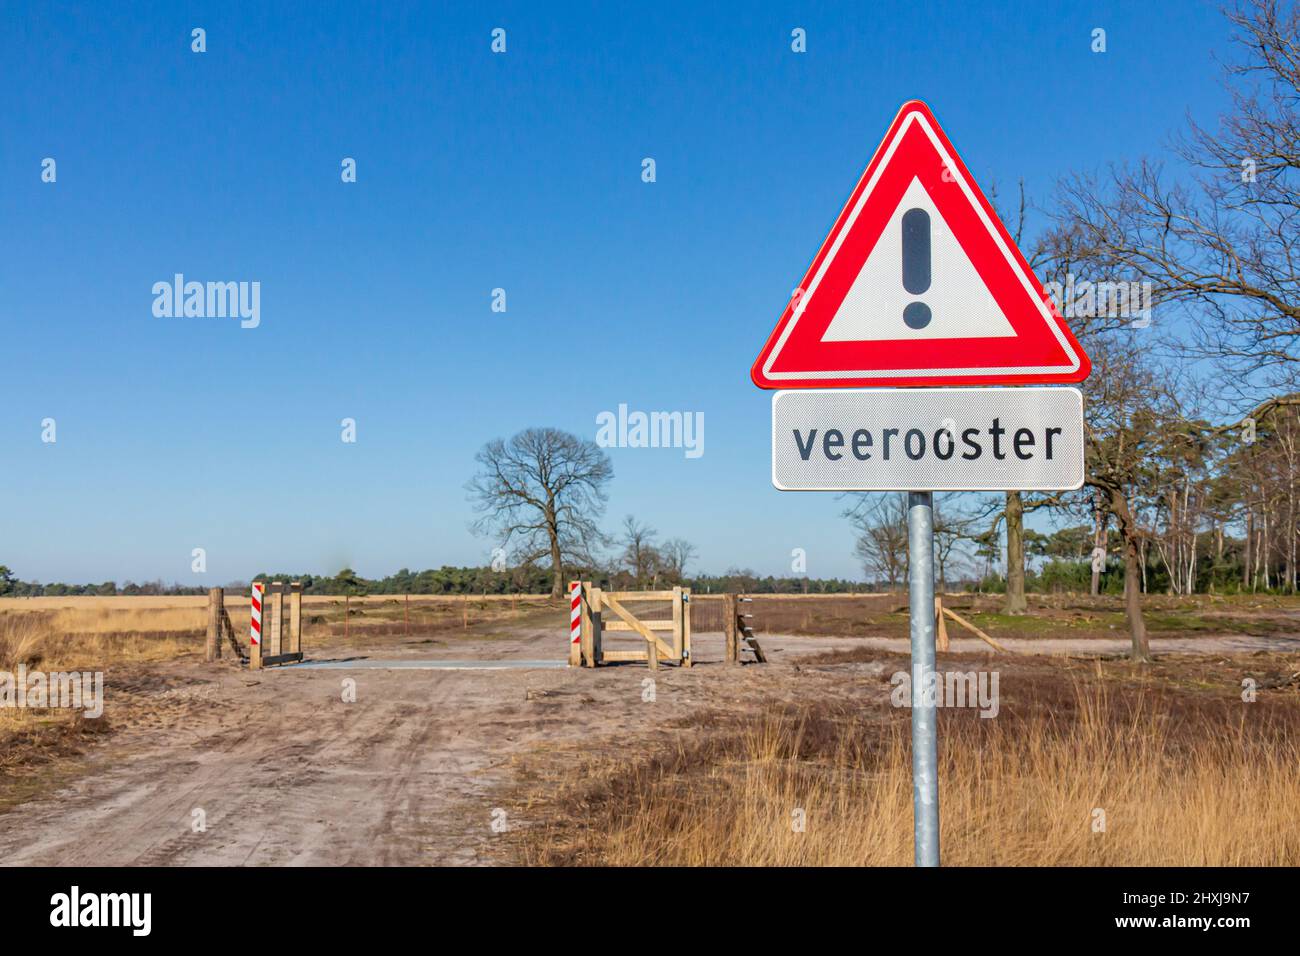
[269,582,284,657]
[672,586,683,663]
[206,587,223,662]
[289,582,302,656]
[724,593,738,664]
[579,582,595,665]
[682,587,693,668]
[934,596,949,652]
[587,585,602,668]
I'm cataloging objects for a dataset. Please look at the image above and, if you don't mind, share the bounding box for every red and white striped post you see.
[569,581,582,667]
[249,581,264,669]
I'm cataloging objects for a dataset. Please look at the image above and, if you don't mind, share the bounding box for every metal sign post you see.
[907,491,940,866]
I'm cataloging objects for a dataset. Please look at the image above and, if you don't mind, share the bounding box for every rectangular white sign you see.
[772,387,1085,492]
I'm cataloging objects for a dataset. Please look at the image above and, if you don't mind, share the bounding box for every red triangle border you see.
[751,100,1090,389]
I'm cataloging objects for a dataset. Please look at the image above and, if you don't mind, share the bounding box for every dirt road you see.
[0,627,867,865]
[0,624,1289,865]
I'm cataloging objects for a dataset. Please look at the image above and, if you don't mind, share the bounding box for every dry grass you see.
[517,671,1300,866]
[0,611,116,799]
[0,613,45,671]
[0,595,216,611]
[45,605,205,636]
[0,608,199,672]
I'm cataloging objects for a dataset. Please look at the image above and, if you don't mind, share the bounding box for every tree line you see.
[0,563,864,599]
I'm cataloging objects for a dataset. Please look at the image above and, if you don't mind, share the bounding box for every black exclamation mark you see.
[902,208,932,329]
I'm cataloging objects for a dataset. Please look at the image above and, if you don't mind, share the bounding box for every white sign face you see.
[772,387,1085,492]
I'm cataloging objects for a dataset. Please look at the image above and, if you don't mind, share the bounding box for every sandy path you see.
[0,626,1291,866]
[0,626,581,866]
[0,628,863,866]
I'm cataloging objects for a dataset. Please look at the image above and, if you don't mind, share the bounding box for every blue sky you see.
[0,1,1233,585]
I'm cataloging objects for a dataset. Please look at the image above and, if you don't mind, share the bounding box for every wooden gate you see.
[572,584,692,669]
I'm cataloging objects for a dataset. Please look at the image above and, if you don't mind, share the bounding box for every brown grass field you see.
[512,656,1300,865]
[1,592,1298,865]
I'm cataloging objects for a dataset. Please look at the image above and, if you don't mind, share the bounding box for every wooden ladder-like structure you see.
[725,594,766,664]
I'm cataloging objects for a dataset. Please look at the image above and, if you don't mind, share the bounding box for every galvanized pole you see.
[907,491,940,866]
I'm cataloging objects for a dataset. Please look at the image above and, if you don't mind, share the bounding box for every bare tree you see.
[930,493,991,592]
[467,428,612,599]
[1089,490,1108,596]
[987,491,1079,612]
[1003,491,1028,612]
[851,495,910,590]
[1222,403,1300,591]
[1056,1,1300,401]
[661,537,697,583]
[619,516,659,589]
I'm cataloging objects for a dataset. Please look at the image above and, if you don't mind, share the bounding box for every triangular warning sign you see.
[752,100,1090,389]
